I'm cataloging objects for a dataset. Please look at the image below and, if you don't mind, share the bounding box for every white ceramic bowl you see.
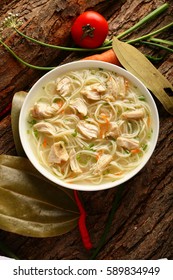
[19,60,159,191]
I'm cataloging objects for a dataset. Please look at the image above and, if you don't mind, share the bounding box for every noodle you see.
[27,68,153,185]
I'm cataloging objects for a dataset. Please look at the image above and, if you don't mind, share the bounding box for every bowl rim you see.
[19,60,159,191]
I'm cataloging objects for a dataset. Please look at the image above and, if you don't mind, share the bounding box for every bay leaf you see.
[11,91,27,156]
[112,37,173,115]
[0,155,79,237]
[0,154,76,202]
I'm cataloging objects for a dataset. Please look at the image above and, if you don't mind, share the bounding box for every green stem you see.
[14,3,169,52]
[0,39,54,70]
[126,22,173,44]
[106,3,169,46]
[146,55,164,62]
[90,184,125,260]
[0,4,171,70]
[140,40,173,53]
[0,240,20,260]
[15,28,111,52]
[149,37,173,46]
[116,3,169,39]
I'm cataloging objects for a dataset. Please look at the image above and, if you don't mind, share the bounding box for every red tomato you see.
[71,11,109,48]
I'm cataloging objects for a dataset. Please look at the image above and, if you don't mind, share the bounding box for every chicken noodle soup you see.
[27,68,152,185]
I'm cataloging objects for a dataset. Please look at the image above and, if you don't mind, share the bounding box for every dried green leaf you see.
[0,155,79,237]
[11,91,27,156]
[113,37,173,115]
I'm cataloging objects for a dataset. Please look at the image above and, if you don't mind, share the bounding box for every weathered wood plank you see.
[0,0,108,112]
[0,0,173,260]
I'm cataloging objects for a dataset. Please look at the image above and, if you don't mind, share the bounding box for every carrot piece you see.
[131,148,140,154]
[116,171,123,175]
[42,138,47,148]
[96,149,103,160]
[99,114,110,138]
[147,116,151,127]
[125,79,129,92]
[82,49,121,66]
[57,100,64,107]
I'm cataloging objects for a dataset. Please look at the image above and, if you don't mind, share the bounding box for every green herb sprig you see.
[90,184,125,259]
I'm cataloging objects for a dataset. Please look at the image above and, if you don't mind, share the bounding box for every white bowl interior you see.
[19,60,159,191]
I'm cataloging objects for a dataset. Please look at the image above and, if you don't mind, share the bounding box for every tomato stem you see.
[81,24,95,40]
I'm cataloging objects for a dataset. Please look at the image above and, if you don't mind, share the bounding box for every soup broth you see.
[27,68,152,185]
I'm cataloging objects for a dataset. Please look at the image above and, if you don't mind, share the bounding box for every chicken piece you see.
[70,98,88,116]
[107,76,127,99]
[45,81,57,95]
[56,77,72,96]
[103,77,117,101]
[33,122,56,136]
[115,76,127,99]
[122,109,145,120]
[93,154,113,175]
[106,122,121,138]
[117,136,139,150]
[69,149,82,174]
[81,83,106,100]
[77,121,98,139]
[102,93,116,102]
[48,141,69,164]
[30,103,60,119]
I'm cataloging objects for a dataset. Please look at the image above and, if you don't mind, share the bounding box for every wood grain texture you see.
[0,0,173,260]
[0,0,106,111]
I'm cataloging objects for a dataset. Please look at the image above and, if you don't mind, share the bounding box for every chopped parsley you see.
[28,119,37,126]
[138,95,146,101]
[72,129,77,137]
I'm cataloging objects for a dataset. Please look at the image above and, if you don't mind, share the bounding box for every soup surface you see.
[27,68,152,184]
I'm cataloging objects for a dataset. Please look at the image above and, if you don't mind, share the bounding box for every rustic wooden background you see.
[0,0,172,260]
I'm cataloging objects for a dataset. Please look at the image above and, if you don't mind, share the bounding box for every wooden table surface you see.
[0,0,173,260]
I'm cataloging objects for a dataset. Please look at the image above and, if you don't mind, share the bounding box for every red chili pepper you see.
[74,190,92,250]
[0,103,12,119]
